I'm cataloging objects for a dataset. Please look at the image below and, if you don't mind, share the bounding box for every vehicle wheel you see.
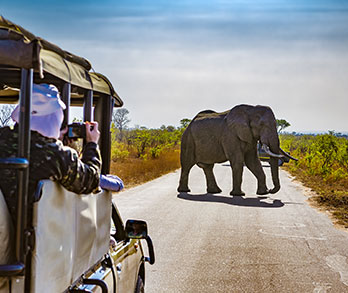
[135,275,144,293]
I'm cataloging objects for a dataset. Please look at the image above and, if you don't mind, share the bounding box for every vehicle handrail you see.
[0,263,25,277]
[145,236,155,265]
[82,278,108,293]
[0,158,29,169]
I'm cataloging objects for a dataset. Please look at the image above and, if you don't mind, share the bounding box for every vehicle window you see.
[0,104,16,128]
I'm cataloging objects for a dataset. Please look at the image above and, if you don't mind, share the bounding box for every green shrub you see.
[280,133,348,182]
[111,141,129,162]
[112,124,183,160]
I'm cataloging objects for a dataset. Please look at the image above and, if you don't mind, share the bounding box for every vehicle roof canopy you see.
[0,16,123,106]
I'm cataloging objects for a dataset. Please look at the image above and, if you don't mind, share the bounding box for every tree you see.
[0,105,15,127]
[112,108,131,141]
[166,125,175,132]
[276,119,291,133]
[180,118,191,129]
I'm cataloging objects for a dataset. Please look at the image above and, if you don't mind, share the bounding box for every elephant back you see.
[193,110,229,121]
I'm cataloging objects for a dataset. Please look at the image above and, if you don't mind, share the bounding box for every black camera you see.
[67,122,86,139]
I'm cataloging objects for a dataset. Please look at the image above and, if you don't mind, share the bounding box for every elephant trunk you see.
[261,141,281,194]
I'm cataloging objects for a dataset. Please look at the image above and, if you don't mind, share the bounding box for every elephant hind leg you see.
[178,162,194,192]
[199,163,222,194]
[178,130,195,193]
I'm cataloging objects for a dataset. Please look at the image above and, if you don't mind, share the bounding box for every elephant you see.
[177,104,297,196]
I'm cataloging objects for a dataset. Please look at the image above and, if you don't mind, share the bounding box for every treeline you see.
[111,125,184,162]
[109,118,190,187]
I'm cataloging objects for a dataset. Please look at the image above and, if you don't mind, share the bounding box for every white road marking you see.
[312,282,332,292]
[326,254,348,286]
[251,222,306,229]
[258,229,327,241]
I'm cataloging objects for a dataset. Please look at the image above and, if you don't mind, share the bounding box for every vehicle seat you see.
[30,180,112,293]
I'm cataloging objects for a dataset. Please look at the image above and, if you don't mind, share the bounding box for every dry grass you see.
[283,164,348,228]
[110,148,181,188]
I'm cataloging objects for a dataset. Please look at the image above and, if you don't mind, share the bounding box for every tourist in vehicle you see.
[60,127,124,192]
[0,83,102,225]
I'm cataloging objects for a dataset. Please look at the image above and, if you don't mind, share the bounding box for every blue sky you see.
[2,0,348,132]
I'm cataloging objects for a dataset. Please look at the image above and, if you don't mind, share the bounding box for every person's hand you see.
[59,126,76,147]
[59,126,68,141]
[86,121,100,144]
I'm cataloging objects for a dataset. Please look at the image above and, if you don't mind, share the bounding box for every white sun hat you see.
[11,83,66,139]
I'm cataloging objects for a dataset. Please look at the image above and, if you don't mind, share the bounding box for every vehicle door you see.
[110,206,141,293]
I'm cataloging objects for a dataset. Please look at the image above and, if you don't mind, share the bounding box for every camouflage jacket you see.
[0,126,101,223]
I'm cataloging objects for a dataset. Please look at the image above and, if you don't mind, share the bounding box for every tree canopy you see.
[112,108,130,130]
[276,119,291,133]
[180,118,191,129]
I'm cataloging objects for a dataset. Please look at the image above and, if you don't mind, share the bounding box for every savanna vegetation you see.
[109,108,189,187]
[280,132,348,227]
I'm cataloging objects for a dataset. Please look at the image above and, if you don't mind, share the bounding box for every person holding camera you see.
[0,83,106,225]
[61,123,124,193]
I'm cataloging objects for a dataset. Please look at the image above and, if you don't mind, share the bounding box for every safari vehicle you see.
[0,16,154,292]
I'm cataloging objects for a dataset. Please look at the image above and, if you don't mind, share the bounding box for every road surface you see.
[114,164,348,292]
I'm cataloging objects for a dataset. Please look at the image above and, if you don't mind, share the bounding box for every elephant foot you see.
[177,186,190,193]
[207,187,222,194]
[230,190,245,196]
[256,188,269,195]
[269,186,280,194]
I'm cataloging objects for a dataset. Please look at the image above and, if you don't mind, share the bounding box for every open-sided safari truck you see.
[0,16,154,293]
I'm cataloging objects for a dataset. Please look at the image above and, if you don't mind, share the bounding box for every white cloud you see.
[3,0,348,132]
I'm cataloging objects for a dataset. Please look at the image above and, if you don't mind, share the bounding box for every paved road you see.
[114,164,348,292]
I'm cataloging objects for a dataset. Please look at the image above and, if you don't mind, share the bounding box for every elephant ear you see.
[225,105,253,143]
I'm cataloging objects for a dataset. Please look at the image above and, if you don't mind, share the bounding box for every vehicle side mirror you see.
[125,220,148,239]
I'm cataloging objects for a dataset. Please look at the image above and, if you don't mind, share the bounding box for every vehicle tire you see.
[135,275,144,293]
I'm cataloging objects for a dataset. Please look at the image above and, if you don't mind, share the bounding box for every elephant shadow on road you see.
[177,193,284,208]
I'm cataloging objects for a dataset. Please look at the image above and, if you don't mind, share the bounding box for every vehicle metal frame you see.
[0,16,154,292]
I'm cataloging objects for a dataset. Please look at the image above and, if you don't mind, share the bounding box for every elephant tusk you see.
[280,148,298,161]
[261,144,284,159]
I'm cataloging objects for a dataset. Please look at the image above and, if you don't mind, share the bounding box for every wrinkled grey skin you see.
[177,104,282,196]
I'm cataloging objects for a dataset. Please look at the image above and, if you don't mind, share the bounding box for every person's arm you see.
[57,144,101,194]
[51,122,102,194]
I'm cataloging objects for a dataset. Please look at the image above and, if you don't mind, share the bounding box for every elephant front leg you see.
[201,164,222,194]
[244,150,269,195]
[230,160,245,196]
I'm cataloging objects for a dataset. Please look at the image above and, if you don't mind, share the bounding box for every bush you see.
[109,124,184,186]
[280,133,348,183]
[280,132,348,227]
[111,141,129,162]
